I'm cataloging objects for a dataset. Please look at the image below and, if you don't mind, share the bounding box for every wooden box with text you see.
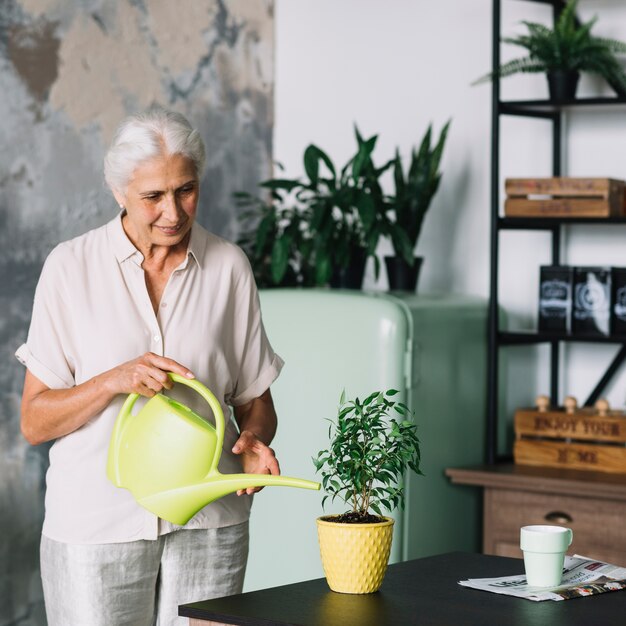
[514,405,626,474]
[505,178,626,218]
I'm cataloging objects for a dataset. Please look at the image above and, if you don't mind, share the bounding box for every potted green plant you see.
[383,120,451,292]
[298,130,392,289]
[474,0,626,101]
[235,182,316,288]
[237,129,391,289]
[312,389,422,594]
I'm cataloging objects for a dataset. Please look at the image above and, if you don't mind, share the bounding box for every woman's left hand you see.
[231,430,281,496]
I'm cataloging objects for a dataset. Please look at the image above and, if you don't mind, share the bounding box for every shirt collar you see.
[186,220,206,268]
[107,211,206,268]
[107,211,137,263]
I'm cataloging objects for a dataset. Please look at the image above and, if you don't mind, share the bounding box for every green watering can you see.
[107,373,320,525]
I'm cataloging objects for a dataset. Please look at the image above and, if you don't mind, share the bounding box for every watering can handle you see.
[167,373,226,475]
[107,391,140,485]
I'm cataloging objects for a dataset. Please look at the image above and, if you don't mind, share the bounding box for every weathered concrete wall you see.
[0,1,274,623]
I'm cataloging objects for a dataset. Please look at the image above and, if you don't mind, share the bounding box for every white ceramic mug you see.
[520,525,573,587]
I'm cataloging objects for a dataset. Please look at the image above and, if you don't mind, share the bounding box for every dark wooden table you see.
[179,551,626,625]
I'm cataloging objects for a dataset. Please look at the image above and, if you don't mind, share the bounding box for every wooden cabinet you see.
[447,464,626,565]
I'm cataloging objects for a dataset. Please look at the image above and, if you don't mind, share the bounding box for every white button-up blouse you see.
[15,213,284,544]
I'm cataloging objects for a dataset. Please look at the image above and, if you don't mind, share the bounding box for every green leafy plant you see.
[312,389,422,522]
[236,128,393,287]
[386,121,451,264]
[474,0,626,95]
[235,183,316,288]
[297,129,393,285]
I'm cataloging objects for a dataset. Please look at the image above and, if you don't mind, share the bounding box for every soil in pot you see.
[321,511,385,524]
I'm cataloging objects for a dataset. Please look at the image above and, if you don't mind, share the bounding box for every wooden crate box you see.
[514,400,626,474]
[505,178,626,218]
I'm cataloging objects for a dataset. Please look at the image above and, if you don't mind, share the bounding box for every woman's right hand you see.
[105,352,195,398]
[20,353,195,445]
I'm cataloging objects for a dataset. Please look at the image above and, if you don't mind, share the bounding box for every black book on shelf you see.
[611,268,626,336]
[572,267,612,337]
[538,266,573,333]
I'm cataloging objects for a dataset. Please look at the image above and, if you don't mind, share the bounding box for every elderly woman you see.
[16,108,283,626]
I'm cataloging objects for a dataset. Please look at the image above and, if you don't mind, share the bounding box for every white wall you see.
[274,1,626,426]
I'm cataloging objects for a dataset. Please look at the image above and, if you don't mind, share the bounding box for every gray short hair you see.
[104,108,206,193]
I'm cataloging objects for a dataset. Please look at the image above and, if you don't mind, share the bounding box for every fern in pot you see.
[313,389,421,594]
[474,0,626,101]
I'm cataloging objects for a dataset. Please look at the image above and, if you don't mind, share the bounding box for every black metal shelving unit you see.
[486,0,626,464]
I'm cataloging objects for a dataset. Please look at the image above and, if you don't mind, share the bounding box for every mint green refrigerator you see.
[244,290,487,592]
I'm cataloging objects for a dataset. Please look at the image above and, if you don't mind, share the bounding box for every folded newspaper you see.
[459,555,626,601]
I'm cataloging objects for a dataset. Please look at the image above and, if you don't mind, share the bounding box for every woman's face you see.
[115,152,199,252]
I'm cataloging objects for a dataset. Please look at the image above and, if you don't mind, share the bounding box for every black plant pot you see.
[385,256,423,292]
[330,250,368,290]
[547,70,580,102]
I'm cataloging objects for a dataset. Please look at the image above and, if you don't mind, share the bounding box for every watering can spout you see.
[137,474,321,526]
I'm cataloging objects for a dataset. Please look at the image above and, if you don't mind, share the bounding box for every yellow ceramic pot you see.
[316,515,394,594]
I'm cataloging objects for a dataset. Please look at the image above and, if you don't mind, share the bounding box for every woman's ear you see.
[112,189,126,209]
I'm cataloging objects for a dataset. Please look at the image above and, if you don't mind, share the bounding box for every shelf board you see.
[498,216,626,229]
[447,464,626,498]
[499,331,626,345]
[499,97,626,115]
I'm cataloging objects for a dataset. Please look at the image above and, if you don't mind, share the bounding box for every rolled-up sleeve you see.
[228,255,284,406]
[15,247,75,390]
